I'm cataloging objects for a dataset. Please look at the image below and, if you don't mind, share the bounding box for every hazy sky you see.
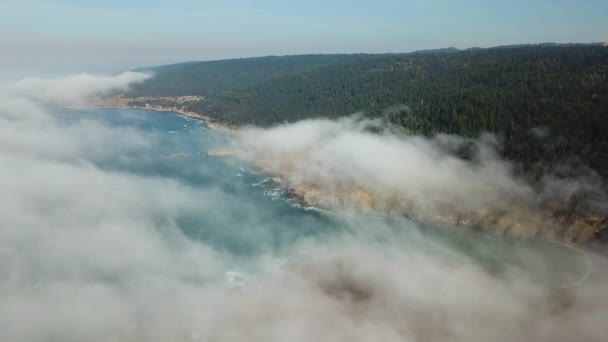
[2,0,607,75]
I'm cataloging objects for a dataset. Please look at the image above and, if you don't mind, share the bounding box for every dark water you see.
[55,107,588,286]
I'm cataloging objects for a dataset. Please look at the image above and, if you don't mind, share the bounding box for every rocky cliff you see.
[281,179,606,245]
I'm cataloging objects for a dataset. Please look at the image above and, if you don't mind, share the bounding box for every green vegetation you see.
[130,54,380,97]
[129,45,608,178]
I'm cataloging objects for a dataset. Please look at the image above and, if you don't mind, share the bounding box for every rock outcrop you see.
[280,179,606,245]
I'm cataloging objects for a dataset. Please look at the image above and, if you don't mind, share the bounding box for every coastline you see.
[65,95,234,132]
[147,106,231,132]
[63,97,605,246]
[246,161,604,246]
[138,106,233,132]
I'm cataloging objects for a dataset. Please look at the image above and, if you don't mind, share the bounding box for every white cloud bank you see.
[237,117,607,234]
[0,73,607,341]
[239,117,531,212]
[7,71,150,105]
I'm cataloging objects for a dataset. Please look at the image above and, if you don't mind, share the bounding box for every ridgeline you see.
[127,44,608,180]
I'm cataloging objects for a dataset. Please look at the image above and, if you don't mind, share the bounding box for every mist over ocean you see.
[52,107,581,268]
[0,68,605,340]
[54,107,340,257]
[3,0,608,339]
[1,105,596,340]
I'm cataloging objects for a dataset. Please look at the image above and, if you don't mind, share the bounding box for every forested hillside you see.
[129,54,380,97]
[127,45,608,178]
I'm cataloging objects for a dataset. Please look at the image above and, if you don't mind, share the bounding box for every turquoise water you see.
[55,108,342,255]
[3,105,597,341]
[54,107,588,287]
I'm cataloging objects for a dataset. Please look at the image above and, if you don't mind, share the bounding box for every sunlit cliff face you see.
[0,73,607,341]
[237,117,607,242]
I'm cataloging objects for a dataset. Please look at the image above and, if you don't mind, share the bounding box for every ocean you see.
[53,108,586,282]
[11,106,590,341]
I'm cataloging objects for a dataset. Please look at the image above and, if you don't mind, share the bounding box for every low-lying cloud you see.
[237,116,607,241]
[7,71,150,105]
[239,117,531,212]
[0,73,607,341]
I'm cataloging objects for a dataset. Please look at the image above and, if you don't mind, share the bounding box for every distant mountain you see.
[410,47,460,54]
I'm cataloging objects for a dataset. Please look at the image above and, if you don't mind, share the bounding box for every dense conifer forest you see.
[128,44,608,179]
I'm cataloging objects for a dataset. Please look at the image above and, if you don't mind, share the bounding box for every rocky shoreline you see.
[242,162,608,246]
[203,143,605,246]
[90,96,607,246]
[204,152,606,246]
[282,180,606,245]
[88,95,233,131]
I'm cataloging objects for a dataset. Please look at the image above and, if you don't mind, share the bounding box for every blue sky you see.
[2,0,607,74]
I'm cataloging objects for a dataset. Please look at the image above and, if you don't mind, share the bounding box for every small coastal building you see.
[603,41,608,47]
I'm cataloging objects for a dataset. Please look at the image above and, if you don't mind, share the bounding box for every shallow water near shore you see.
[4,105,602,341]
[51,107,589,286]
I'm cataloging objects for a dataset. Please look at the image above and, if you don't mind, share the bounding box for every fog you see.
[7,72,151,105]
[238,117,607,232]
[238,118,531,213]
[1,74,607,341]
